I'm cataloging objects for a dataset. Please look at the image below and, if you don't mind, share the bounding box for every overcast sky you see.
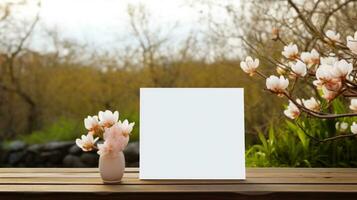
[7,0,237,55]
[40,0,197,47]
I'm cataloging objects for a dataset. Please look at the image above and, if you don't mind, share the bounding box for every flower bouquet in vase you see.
[75,110,135,183]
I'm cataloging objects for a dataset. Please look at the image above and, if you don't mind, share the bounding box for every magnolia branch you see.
[283,92,357,119]
[296,121,357,143]
[239,0,357,142]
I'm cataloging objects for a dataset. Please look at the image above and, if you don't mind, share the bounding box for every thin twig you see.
[255,70,267,79]
[296,120,357,143]
[284,92,357,119]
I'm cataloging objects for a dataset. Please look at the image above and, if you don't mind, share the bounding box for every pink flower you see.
[324,80,342,92]
[102,123,129,153]
[321,86,338,101]
[98,110,119,128]
[80,110,135,156]
[315,62,342,91]
[97,140,122,156]
[76,134,99,152]
[118,120,135,137]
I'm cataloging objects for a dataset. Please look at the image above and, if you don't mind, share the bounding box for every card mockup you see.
[140,88,245,179]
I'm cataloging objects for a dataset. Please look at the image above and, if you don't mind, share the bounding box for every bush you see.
[246,116,357,167]
[18,115,140,144]
[18,118,84,144]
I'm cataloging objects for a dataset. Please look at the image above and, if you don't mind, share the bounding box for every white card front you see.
[140,88,245,179]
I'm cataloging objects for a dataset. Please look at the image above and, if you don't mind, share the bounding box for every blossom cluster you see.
[240,29,357,135]
[75,110,135,156]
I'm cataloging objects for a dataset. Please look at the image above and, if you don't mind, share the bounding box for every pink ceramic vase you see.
[99,151,125,183]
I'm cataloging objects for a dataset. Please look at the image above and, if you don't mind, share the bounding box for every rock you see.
[40,151,63,165]
[27,144,43,153]
[32,153,46,167]
[124,142,139,163]
[80,153,99,167]
[0,153,6,167]
[69,145,81,155]
[43,141,73,151]
[127,161,139,167]
[0,144,6,167]
[63,155,86,167]
[8,151,26,165]
[24,152,38,167]
[7,141,26,152]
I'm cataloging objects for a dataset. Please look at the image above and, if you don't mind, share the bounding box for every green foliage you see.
[18,118,83,144]
[246,117,357,167]
[18,115,140,144]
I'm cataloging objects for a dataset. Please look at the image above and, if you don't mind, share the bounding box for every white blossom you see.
[326,30,340,42]
[291,60,307,77]
[84,115,101,134]
[300,49,319,66]
[266,75,289,93]
[351,122,357,134]
[335,122,349,132]
[315,63,342,91]
[282,43,299,60]
[332,59,353,79]
[347,31,357,54]
[240,56,259,76]
[76,134,99,152]
[349,99,357,112]
[98,110,119,128]
[302,97,320,112]
[284,100,301,119]
[320,56,337,66]
[316,63,334,81]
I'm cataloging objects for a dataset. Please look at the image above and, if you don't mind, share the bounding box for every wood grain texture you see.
[1,168,357,200]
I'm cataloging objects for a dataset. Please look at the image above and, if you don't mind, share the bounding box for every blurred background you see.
[0,0,357,168]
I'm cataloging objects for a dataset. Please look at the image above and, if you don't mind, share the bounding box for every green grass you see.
[18,118,83,144]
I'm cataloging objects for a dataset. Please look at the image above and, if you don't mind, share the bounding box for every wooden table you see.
[1,168,357,199]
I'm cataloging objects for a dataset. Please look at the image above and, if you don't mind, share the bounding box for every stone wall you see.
[0,141,139,167]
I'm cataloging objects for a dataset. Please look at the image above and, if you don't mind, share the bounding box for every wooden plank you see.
[1,184,357,193]
[1,168,357,193]
[0,173,134,178]
[3,168,357,173]
[0,168,138,173]
[2,177,357,185]
[1,192,357,200]
[1,171,357,178]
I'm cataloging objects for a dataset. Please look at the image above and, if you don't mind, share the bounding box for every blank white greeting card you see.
[140,88,245,179]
